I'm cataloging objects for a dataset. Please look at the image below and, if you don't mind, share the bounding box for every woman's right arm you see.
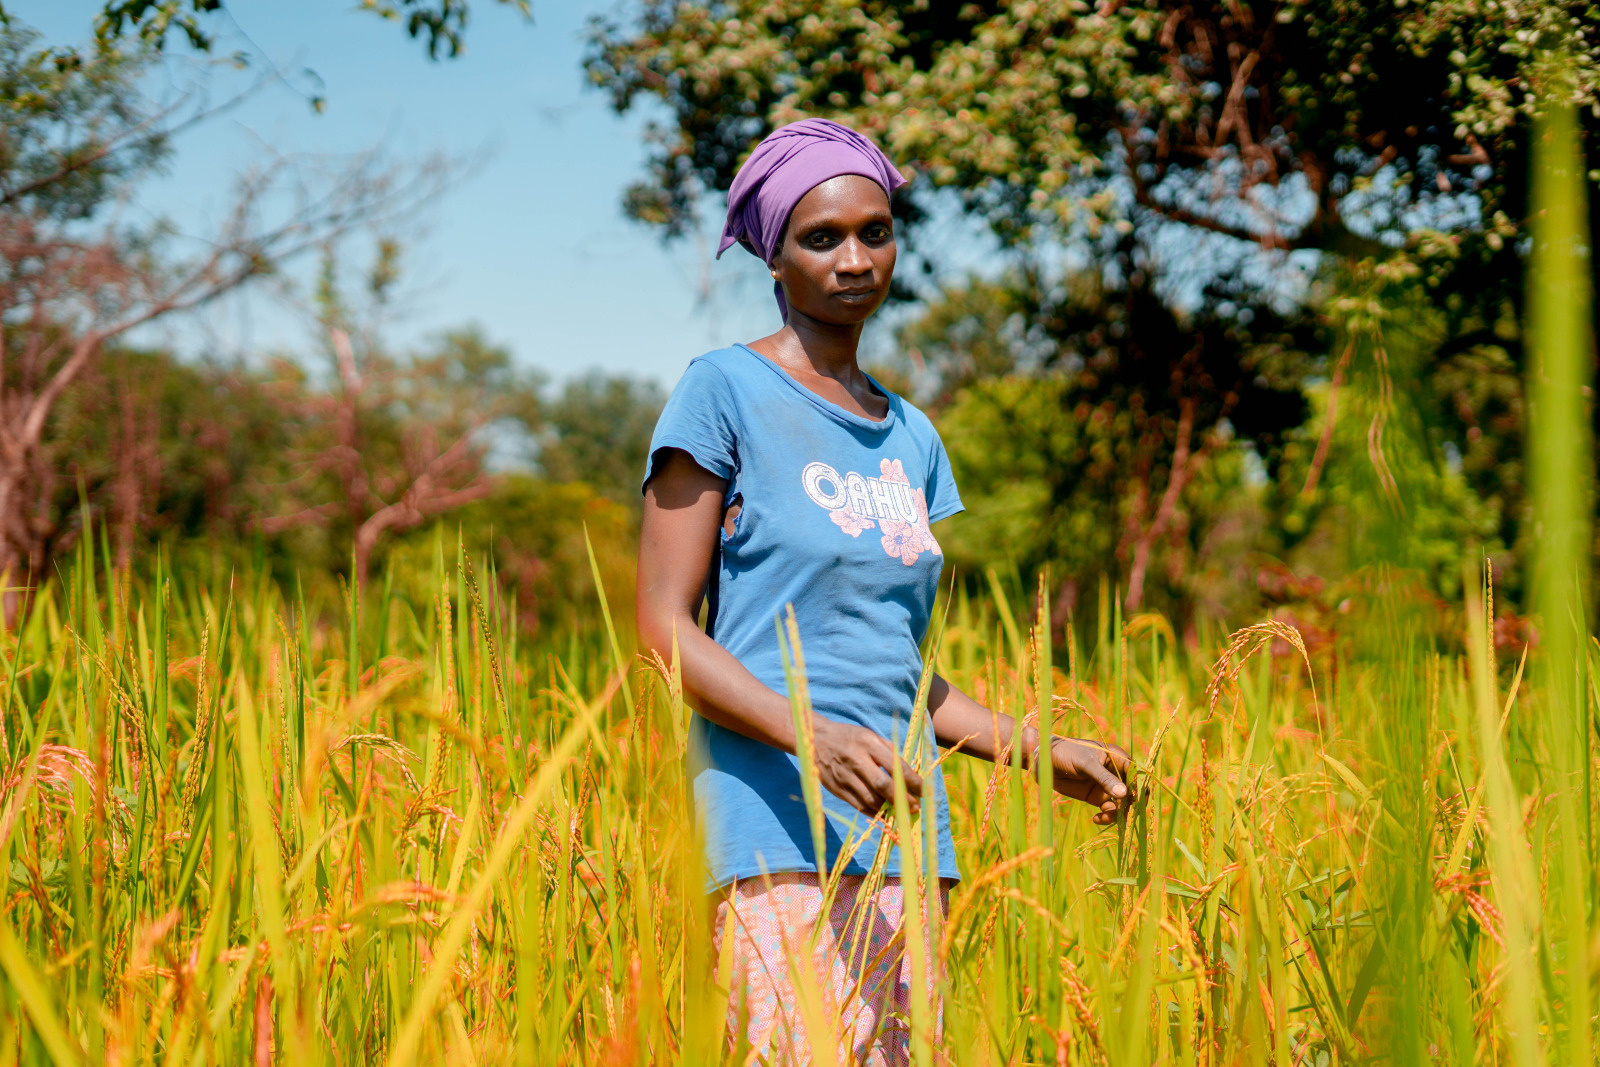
[636,448,920,815]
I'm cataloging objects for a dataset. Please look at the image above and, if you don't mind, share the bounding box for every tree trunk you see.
[1124,397,1198,613]
[0,459,39,629]
[0,470,21,629]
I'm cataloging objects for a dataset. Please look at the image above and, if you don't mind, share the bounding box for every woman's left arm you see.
[927,674,1133,826]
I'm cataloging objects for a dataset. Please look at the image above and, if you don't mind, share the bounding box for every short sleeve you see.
[641,358,740,492]
[925,432,964,523]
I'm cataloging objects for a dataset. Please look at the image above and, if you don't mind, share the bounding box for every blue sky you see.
[13,0,790,386]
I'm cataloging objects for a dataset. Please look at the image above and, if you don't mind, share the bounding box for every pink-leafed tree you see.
[256,243,544,588]
[0,25,445,622]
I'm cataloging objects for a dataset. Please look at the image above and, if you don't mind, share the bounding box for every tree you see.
[588,1,1597,288]
[0,23,447,620]
[257,246,543,587]
[1,0,533,63]
[536,371,665,500]
[39,345,294,570]
[587,0,1600,608]
[904,270,1309,615]
[385,476,640,636]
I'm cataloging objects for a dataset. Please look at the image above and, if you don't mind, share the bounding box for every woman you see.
[636,118,1131,1065]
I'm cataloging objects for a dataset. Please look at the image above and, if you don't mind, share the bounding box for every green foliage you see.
[0,12,486,608]
[1295,268,1510,601]
[1,0,535,63]
[892,274,1047,395]
[43,346,292,554]
[0,24,165,221]
[350,0,532,60]
[35,333,652,631]
[587,0,1600,257]
[387,476,639,635]
[589,0,1600,615]
[936,375,1121,588]
[1426,335,1525,557]
[535,371,665,500]
[90,0,222,53]
[1524,79,1595,1067]
[920,260,1523,619]
[937,373,1263,621]
[895,268,1308,615]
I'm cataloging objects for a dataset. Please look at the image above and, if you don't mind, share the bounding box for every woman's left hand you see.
[926,675,1135,826]
[1046,737,1133,825]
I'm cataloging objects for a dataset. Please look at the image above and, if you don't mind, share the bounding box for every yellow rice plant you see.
[0,527,1592,1065]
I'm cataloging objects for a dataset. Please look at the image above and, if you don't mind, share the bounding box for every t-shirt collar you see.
[733,342,897,433]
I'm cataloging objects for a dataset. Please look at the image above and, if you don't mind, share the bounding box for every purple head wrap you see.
[718,118,907,320]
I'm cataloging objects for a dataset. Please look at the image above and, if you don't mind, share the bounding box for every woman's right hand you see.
[811,718,923,816]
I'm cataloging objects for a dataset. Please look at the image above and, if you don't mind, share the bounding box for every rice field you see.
[0,531,1593,1066]
[0,54,1594,1067]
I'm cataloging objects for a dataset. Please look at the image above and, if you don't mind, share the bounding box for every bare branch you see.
[0,140,459,614]
[0,74,266,214]
[1124,395,1199,612]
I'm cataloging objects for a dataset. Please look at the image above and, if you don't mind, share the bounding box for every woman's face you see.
[772,174,896,326]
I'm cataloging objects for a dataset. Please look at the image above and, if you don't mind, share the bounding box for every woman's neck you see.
[756,310,865,384]
[747,311,887,421]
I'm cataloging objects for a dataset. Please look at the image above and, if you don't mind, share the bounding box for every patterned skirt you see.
[712,873,951,1067]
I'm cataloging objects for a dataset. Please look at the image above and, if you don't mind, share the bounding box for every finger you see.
[863,731,899,765]
[1070,737,1133,780]
[865,735,923,799]
[864,763,896,808]
[851,759,898,813]
[889,764,928,812]
[858,757,901,809]
[870,766,925,818]
[826,760,879,815]
[1053,776,1098,805]
[1087,782,1132,807]
[1082,755,1130,799]
[841,774,884,816]
[1053,742,1128,802]
[897,757,924,798]
[1101,744,1133,780]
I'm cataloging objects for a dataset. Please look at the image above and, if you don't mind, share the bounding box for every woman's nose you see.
[836,236,872,275]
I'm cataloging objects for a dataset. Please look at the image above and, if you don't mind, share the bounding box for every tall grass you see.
[0,526,1594,1065]
[0,52,1595,1067]
[1524,65,1595,1067]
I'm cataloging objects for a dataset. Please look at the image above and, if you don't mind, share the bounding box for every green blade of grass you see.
[0,915,86,1066]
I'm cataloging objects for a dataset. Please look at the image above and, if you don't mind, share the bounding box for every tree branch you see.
[1125,395,1198,612]
[1118,126,1305,251]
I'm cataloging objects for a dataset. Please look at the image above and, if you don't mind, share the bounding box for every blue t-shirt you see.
[643,343,964,890]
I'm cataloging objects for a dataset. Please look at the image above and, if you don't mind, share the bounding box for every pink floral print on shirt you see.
[798,456,944,565]
[830,506,875,537]
[876,459,941,566]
